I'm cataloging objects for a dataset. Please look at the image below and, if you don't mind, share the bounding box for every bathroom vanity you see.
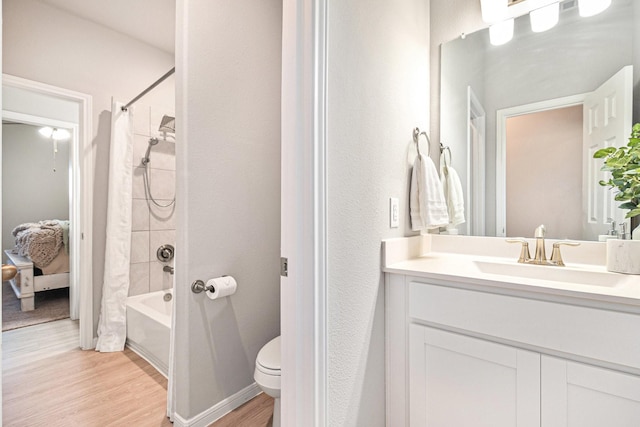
[383,235,640,426]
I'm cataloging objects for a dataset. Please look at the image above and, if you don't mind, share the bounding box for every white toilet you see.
[254,335,281,427]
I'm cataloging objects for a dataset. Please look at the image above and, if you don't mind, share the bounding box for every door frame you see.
[2,74,94,350]
[467,86,486,236]
[495,93,587,236]
[281,0,328,425]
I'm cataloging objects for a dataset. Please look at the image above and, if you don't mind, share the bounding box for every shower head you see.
[158,115,175,133]
[142,137,160,165]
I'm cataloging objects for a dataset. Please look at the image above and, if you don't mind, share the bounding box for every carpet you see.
[2,281,70,331]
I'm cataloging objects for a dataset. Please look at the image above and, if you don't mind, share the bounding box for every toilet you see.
[254,335,281,427]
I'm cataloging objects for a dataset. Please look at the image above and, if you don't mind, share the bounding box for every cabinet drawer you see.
[409,281,640,371]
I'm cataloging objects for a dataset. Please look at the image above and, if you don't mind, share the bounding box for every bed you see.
[4,220,70,311]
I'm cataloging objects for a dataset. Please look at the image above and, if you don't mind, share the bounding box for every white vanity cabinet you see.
[385,274,640,427]
[541,356,640,427]
[409,324,540,427]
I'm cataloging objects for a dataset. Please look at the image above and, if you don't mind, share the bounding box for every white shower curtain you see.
[96,101,133,352]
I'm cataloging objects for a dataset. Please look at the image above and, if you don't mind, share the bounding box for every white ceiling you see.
[39,0,176,54]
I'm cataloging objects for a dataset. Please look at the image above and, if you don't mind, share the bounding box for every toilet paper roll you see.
[205,276,237,300]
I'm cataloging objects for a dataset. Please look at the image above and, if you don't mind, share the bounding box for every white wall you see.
[174,0,281,420]
[3,0,175,335]
[326,0,430,425]
[430,0,485,157]
[2,123,70,253]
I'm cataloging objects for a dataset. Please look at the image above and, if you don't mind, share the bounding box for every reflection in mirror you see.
[440,0,638,241]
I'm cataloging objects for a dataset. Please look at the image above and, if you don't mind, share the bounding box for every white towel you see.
[410,154,449,231]
[440,163,465,227]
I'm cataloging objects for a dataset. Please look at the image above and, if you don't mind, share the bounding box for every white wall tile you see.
[150,201,176,230]
[130,231,150,263]
[148,169,176,200]
[150,260,174,292]
[129,262,150,296]
[129,104,175,297]
[132,199,150,231]
[132,167,147,199]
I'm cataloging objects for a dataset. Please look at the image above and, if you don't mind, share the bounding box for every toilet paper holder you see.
[191,279,214,294]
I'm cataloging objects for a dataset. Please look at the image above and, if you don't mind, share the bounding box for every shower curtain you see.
[96,101,133,352]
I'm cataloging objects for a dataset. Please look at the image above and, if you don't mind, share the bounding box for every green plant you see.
[594,123,640,218]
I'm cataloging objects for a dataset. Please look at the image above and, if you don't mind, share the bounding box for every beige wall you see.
[506,106,583,239]
[3,0,175,335]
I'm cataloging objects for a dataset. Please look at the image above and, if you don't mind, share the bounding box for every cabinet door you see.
[542,356,640,427]
[409,325,540,427]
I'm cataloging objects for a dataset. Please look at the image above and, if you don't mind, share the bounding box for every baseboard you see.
[172,382,262,427]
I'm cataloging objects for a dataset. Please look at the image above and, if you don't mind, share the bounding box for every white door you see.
[409,325,540,427]
[582,66,633,240]
[542,356,640,427]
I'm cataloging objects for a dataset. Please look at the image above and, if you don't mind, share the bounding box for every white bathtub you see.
[126,289,172,378]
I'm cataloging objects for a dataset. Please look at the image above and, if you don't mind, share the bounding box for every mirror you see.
[440,0,638,240]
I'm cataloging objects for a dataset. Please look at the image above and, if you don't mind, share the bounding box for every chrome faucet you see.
[163,265,175,275]
[507,224,580,267]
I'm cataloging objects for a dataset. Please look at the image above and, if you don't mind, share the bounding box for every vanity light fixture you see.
[530,1,559,32]
[481,0,559,24]
[490,18,515,46]
[578,0,611,17]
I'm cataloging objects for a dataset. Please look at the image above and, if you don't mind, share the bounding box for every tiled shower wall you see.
[129,105,176,296]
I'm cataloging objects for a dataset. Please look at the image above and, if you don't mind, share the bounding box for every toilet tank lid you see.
[257,336,281,371]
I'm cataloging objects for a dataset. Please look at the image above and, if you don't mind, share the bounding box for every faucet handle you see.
[550,241,580,266]
[506,238,531,263]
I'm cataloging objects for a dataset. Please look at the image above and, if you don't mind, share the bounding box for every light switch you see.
[390,197,399,228]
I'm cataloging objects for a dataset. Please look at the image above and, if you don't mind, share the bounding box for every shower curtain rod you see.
[121,67,175,111]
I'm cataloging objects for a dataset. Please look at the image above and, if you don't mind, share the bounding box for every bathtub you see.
[126,289,172,378]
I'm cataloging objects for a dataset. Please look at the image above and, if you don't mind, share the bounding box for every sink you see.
[474,260,624,288]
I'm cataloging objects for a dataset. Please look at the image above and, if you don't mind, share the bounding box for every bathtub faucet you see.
[163,265,174,275]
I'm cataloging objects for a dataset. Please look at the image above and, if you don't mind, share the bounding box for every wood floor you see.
[2,319,273,426]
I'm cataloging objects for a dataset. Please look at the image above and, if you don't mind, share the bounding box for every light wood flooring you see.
[2,319,273,426]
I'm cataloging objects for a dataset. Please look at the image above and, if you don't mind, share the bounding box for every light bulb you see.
[490,19,514,46]
[578,0,612,17]
[39,126,70,141]
[51,128,71,141]
[530,2,559,32]
[38,126,54,138]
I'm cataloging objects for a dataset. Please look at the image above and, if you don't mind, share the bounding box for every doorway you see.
[2,74,93,349]
[495,66,633,240]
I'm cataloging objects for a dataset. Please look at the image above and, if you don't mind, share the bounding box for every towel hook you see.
[412,127,431,157]
[440,143,452,166]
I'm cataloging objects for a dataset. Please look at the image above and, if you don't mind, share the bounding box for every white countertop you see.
[382,235,640,308]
